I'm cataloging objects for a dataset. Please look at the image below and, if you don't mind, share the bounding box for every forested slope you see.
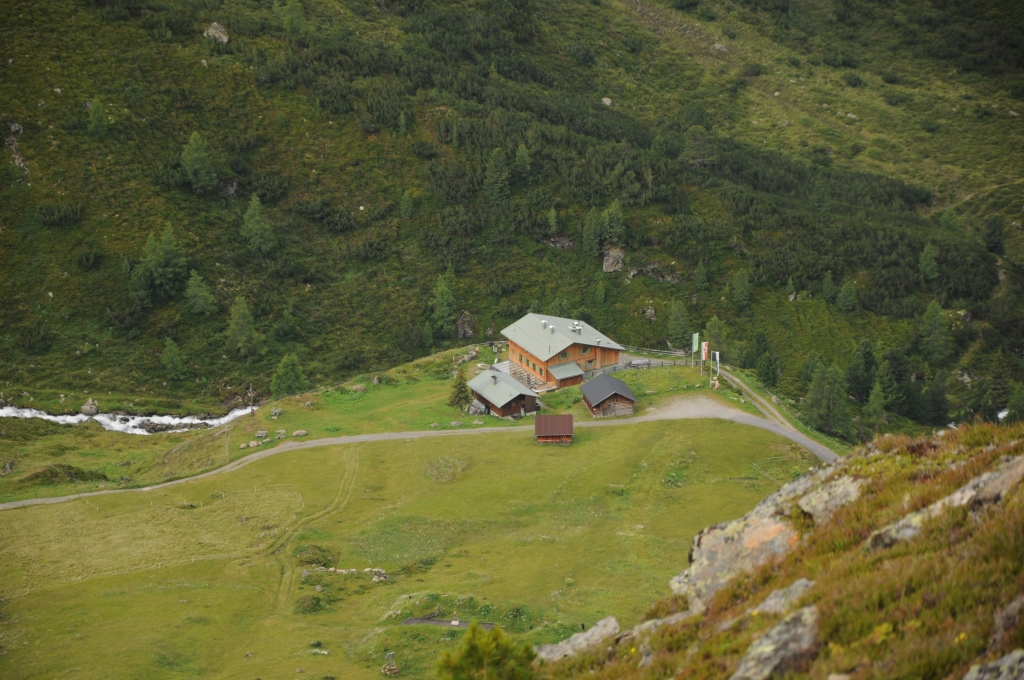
[1,0,1022,436]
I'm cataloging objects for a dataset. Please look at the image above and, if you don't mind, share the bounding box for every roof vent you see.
[492,374,498,385]
[541,320,548,328]
[550,325,556,334]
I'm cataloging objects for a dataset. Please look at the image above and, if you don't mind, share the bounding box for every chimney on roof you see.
[492,374,497,385]
[541,319,548,328]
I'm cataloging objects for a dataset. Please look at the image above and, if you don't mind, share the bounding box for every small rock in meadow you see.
[292,430,307,437]
[601,97,613,106]
[2,460,14,475]
[352,384,366,392]
[451,421,463,426]
[256,430,267,438]
[239,443,248,449]
[314,585,323,592]
[203,22,229,43]
[81,398,99,416]
[249,441,259,448]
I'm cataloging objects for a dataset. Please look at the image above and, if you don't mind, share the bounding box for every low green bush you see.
[35,202,81,226]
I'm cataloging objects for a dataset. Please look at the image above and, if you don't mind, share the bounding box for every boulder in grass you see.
[81,398,99,416]
[730,606,819,680]
[249,441,259,448]
[535,617,619,662]
[203,22,229,43]
[239,443,248,449]
[292,430,308,437]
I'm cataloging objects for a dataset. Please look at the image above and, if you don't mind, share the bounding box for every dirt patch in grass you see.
[20,464,107,486]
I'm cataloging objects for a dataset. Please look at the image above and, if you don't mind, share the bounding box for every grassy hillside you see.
[0,413,815,678]
[1,0,1022,434]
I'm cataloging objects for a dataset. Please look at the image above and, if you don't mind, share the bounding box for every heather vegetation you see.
[0,0,1022,443]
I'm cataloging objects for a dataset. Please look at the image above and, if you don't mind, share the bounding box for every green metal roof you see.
[548,362,584,380]
[467,370,538,408]
[500,314,624,362]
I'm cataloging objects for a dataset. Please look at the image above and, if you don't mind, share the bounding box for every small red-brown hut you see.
[535,414,573,444]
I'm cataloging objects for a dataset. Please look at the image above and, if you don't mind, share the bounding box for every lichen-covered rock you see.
[753,579,815,616]
[535,617,619,662]
[203,22,229,43]
[992,596,1024,651]
[455,310,475,339]
[868,455,1024,550]
[962,650,1024,680]
[730,606,819,680]
[292,430,308,437]
[670,470,829,610]
[798,477,864,525]
[603,246,624,272]
[81,398,99,416]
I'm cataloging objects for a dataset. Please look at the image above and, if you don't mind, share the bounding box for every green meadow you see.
[0,411,817,679]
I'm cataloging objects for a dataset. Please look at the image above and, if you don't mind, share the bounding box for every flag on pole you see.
[714,351,720,375]
[701,342,709,361]
[691,333,700,353]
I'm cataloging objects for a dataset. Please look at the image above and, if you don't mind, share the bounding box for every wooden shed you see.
[580,373,636,418]
[535,414,573,444]
[467,370,539,418]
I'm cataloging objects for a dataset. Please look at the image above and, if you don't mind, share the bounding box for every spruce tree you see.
[437,622,535,680]
[397,111,407,136]
[786,276,796,299]
[1004,385,1024,424]
[919,301,952,365]
[430,272,458,338]
[581,208,602,257]
[514,143,531,182]
[602,201,624,245]
[447,367,472,412]
[694,260,708,291]
[864,379,887,428]
[88,98,108,140]
[837,281,858,312]
[822,271,836,303]
[181,131,217,194]
[988,349,1015,412]
[242,194,277,256]
[705,316,727,359]
[400,189,414,219]
[919,243,939,282]
[161,338,186,380]
[271,353,309,397]
[875,360,902,412]
[805,364,851,437]
[846,340,876,402]
[667,301,690,349]
[594,279,606,305]
[799,351,823,388]
[984,216,1005,255]
[757,352,781,388]
[483,148,509,204]
[547,207,558,235]
[185,270,217,315]
[225,296,264,357]
[139,226,188,302]
[732,269,750,307]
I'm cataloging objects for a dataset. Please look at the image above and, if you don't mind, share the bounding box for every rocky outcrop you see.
[992,595,1024,651]
[670,470,831,610]
[535,617,619,662]
[868,455,1024,550]
[81,399,99,416]
[730,606,819,680]
[203,22,229,43]
[798,477,863,525]
[603,246,624,272]
[753,579,815,616]
[455,310,475,339]
[2,461,13,476]
[292,430,308,437]
[962,650,1024,680]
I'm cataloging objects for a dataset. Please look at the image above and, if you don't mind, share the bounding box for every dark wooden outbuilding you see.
[580,373,636,418]
[535,414,574,444]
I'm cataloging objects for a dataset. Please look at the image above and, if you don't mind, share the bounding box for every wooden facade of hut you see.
[580,373,636,418]
[501,314,623,390]
[467,370,539,418]
[535,414,574,444]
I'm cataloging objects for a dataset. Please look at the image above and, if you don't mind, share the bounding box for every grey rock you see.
[271,407,283,418]
[0,398,6,407]
[798,477,864,525]
[730,606,819,680]
[535,616,619,662]
[753,579,815,615]
[220,177,238,197]
[203,22,229,43]
[249,441,259,448]
[992,596,1024,651]
[618,609,697,645]
[8,122,23,135]
[292,430,308,437]
[372,376,380,385]
[868,455,1024,550]
[771,395,780,405]
[81,398,99,416]
[455,310,475,339]
[256,430,267,438]
[670,469,830,609]
[2,461,13,476]
[541,236,574,250]
[963,650,1024,680]
[643,305,656,321]
[601,97,613,106]
[352,384,366,392]
[603,246,624,273]
[450,421,463,426]
[314,585,324,593]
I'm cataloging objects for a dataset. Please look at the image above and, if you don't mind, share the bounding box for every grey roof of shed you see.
[468,370,538,408]
[548,362,584,380]
[580,373,636,406]
[501,314,623,362]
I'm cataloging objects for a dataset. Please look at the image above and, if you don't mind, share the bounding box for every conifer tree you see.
[846,340,877,402]
[225,296,264,357]
[514,143,531,182]
[786,277,796,299]
[447,367,472,412]
[875,360,902,412]
[581,208,602,257]
[88,98,108,140]
[920,301,952,365]
[837,281,858,312]
[732,269,750,307]
[799,351,822,388]
[864,379,887,428]
[161,338,186,380]
[602,200,624,245]
[1005,385,1024,424]
[822,271,836,303]
[705,315,727,359]
[547,207,558,235]
[593,279,606,305]
[242,194,277,256]
[919,243,939,282]
[400,189,414,219]
[181,131,217,194]
[667,301,690,349]
[757,352,781,388]
[694,260,708,291]
[185,270,217,315]
[806,364,851,437]
[138,226,188,302]
[988,349,1015,412]
[397,111,407,136]
[437,621,535,680]
[484,148,509,204]
[430,272,458,338]
[271,353,309,397]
